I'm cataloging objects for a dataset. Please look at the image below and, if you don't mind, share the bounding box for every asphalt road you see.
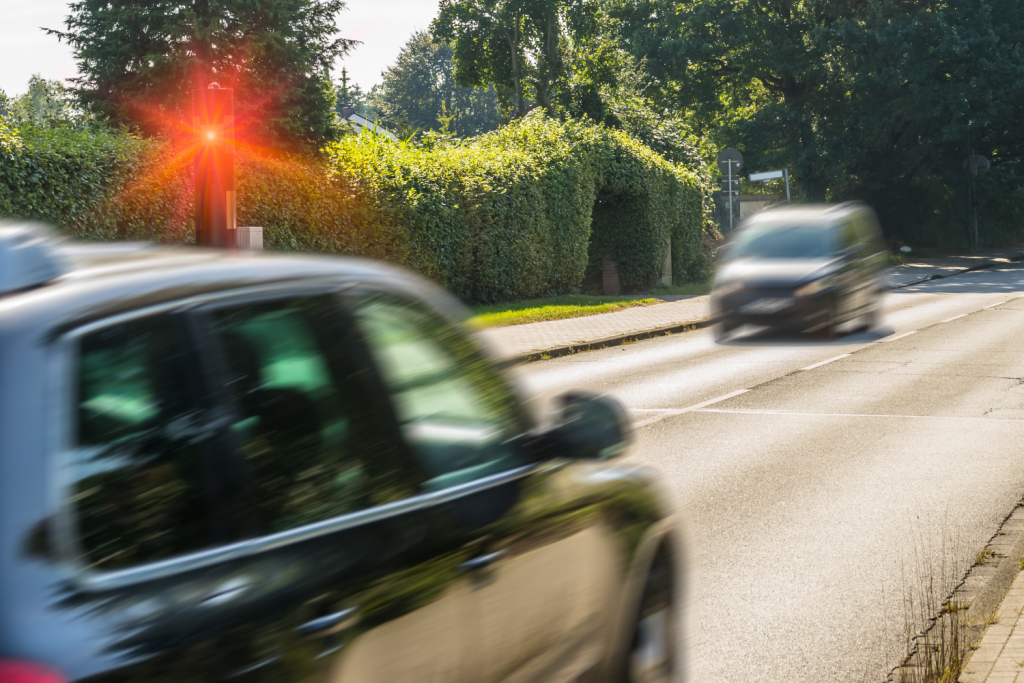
[511,263,1024,683]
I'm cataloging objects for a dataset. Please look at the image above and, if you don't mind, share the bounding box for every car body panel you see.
[0,238,678,682]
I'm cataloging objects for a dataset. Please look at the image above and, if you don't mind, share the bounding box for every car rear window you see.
[72,315,213,571]
[732,224,835,259]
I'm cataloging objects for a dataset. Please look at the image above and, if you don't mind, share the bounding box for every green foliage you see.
[7,76,94,129]
[433,0,591,118]
[361,31,502,139]
[0,119,147,232]
[609,0,1024,248]
[1,112,711,304]
[326,113,711,302]
[47,0,355,152]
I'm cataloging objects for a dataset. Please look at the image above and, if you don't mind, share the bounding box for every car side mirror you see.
[548,392,632,460]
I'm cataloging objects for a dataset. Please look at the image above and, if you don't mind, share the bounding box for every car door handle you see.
[296,607,359,637]
[459,550,505,572]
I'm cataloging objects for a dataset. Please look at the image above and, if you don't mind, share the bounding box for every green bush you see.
[326,113,712,302]
[1,112,713,303]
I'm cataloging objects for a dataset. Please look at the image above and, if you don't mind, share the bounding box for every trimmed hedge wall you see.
[325,114,712,301]
[1,113,712,303]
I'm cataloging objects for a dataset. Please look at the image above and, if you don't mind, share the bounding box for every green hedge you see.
[1,113,713,303]
[326,114,713,302]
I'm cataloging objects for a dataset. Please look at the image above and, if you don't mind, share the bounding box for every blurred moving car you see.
[0,223,680,683]
[710,202,889,340]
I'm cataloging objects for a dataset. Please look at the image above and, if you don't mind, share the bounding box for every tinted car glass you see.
[73,315,211,571]
[209,295,414,534]
[350,295,530,491]
[732,224,834,259]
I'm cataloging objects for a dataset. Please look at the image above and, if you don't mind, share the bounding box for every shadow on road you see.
[716,323,892,347]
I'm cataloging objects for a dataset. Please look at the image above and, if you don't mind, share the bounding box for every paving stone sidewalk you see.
[478,296,711,360]
[961,572,1024,683]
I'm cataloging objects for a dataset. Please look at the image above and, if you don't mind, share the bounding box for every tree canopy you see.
[607,0,1024,245]
[432,0,593,118]
[360,31,501,138]
[47,0,355,152]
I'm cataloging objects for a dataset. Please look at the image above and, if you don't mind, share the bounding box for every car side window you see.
[349,294,531,492]
[73,315,212,571]
[837,219,861,252]
[208,295,414,534]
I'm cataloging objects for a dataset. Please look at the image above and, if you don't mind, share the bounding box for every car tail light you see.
[0,660,65,683]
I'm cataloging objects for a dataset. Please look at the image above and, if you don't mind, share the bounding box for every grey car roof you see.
[0,232,468,335]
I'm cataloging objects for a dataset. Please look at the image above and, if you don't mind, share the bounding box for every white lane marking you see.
[876,330,917,343]
[633,389,750,429]
[941,314,967,323]
[984,300,1006,308]
[800,354,851,371]
[697,408,1024,423]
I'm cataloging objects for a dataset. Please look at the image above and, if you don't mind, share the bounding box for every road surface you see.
[511,263,1024,682]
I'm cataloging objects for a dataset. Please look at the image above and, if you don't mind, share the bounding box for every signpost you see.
[193,83,236,248]
[964,153,990,249]
[717,149,743,234]
[748,168,792,204]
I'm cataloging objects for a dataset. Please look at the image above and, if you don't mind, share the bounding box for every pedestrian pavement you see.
[478,295,711,360]
[961,571,1024,683]
[478,246,1024,362]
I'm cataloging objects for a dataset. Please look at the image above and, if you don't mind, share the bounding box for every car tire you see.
[625,561,675,683]
[815,305,841,340]
[862,297,883,330]
[713,321,734,342]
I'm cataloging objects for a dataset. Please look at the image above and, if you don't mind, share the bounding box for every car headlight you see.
[715,281,743,297]
[794,279,828,297]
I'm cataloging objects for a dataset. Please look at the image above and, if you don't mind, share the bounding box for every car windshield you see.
[731,224,834,259]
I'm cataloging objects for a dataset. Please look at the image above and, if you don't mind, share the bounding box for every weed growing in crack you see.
[890,525,971,683]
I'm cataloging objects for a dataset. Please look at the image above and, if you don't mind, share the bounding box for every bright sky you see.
[0,0,440,97]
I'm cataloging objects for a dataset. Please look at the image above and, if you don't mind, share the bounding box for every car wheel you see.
[713,321,734,342]
[815,308,839,340]
[862,297,883,330]
[626,562,675,683]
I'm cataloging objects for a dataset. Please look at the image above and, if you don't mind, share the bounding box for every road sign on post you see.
[194,83,236,248]
[749,168,792,204]
[717,149,743,234]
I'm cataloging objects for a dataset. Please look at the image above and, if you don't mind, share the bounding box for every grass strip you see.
[470,295,664,328]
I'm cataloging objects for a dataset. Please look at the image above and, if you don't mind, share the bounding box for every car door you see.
[51,289,481,683]
[343,287,623,683]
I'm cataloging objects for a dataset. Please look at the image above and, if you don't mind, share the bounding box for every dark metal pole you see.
[194,83,236,248]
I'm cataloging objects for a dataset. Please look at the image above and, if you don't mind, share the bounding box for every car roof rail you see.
[0,222,68,295]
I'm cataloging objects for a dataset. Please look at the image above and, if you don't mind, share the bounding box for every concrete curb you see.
[887,499,1024,681]
[508,318,714,366]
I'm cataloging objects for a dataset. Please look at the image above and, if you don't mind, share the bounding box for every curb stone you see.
[505,318,713,367]
[887,505,1024,682]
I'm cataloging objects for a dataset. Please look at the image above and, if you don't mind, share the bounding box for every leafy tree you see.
[45,0,355,152]
[5,76,93,129]
[609,0,1024,245]
[367,30,500,138]
[432,0,590,118]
